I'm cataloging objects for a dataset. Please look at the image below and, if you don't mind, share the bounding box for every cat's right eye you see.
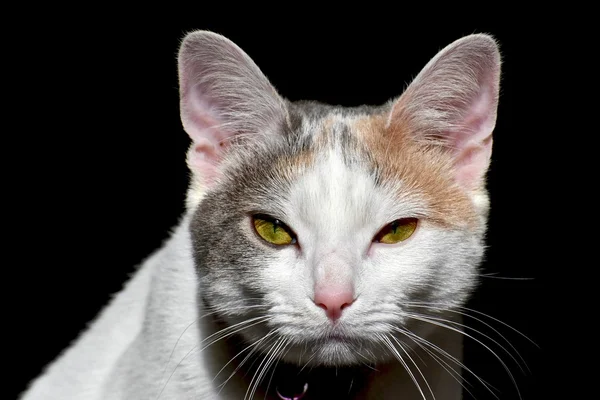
[373,218,418,244]
[252,214,297,246]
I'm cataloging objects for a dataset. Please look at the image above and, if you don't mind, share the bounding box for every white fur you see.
[20,217,208,399]
[233,148,479,369]
[21,31,500,400]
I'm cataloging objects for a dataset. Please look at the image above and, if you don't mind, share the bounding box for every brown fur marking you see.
[352,115,480,229]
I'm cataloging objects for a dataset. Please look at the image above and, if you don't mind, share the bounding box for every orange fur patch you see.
[352,115,480,229]
[276,148,315,183]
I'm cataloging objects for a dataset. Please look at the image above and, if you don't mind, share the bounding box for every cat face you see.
[180,31,500,366]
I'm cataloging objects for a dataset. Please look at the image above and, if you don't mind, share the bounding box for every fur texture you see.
[21,31,501,399]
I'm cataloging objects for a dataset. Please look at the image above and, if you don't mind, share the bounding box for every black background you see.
[11,14,560,399]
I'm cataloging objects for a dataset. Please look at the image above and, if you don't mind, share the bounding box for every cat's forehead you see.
[288,101,383,145]
[222,102,478,228]
[287,146,423,242]
[289,104,476,227]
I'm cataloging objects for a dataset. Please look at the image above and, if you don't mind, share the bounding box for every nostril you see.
[315,300,353,312]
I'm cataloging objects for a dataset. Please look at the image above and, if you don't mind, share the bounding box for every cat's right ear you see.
[178,31,288,186]
[387,34,501,191]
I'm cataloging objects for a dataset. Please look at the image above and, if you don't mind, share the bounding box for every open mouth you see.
[271,361,371,399]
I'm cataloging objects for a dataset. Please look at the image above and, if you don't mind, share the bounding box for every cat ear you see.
[178,31,288,185]
[388,34,501,190]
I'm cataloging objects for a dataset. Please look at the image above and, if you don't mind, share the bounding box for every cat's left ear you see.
[178,31,288,186]
[388,34,501,190]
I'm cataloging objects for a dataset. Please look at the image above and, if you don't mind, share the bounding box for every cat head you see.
[179,31,500,366]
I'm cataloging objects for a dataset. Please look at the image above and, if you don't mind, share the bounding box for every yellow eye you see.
[252,215,297,246]
[374,218,418,244]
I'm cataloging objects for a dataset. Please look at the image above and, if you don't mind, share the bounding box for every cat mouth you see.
[309,325,370,347]
[316,331,365,347]
[296,337,367,366]
[323,333,350,343]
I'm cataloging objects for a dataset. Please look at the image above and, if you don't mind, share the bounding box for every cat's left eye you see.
[252,214,297,246]
[374,218,418,244]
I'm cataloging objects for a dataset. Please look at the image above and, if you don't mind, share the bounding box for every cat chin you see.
[273,338,391,367]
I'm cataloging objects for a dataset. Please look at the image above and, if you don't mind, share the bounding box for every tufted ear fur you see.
[388,34,501,190]
[178,31,288,191]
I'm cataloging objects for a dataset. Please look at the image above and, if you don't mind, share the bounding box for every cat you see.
[20,30,501,400]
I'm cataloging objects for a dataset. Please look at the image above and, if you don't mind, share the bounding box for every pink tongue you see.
[276,382,308,400]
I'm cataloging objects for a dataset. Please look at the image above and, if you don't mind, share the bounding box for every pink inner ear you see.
[454,135,493,189]
[186,84,233,152]
[449,86,497,190]
[187,138,221,185]
[183,84,234,184]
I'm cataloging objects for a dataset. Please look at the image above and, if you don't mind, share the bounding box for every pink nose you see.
[314,289,355,322]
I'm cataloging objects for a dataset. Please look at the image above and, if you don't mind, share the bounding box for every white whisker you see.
[406,311,524,374]
[264,339,292,400]
[157,317,199,392]
[412,337,475,397]
[406,312,522,400]
[155,343,198,400]
[405,302,532,373]
[455,305,539,348]
[390,324,496,399]
[297,351,318,375]
[199,316,272,353]
[390,334,436,400]
[478,273,535,280]
[378,333,427,400]
[157,315,271,399]
[245,337,287,400]
[214,328,280,389]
